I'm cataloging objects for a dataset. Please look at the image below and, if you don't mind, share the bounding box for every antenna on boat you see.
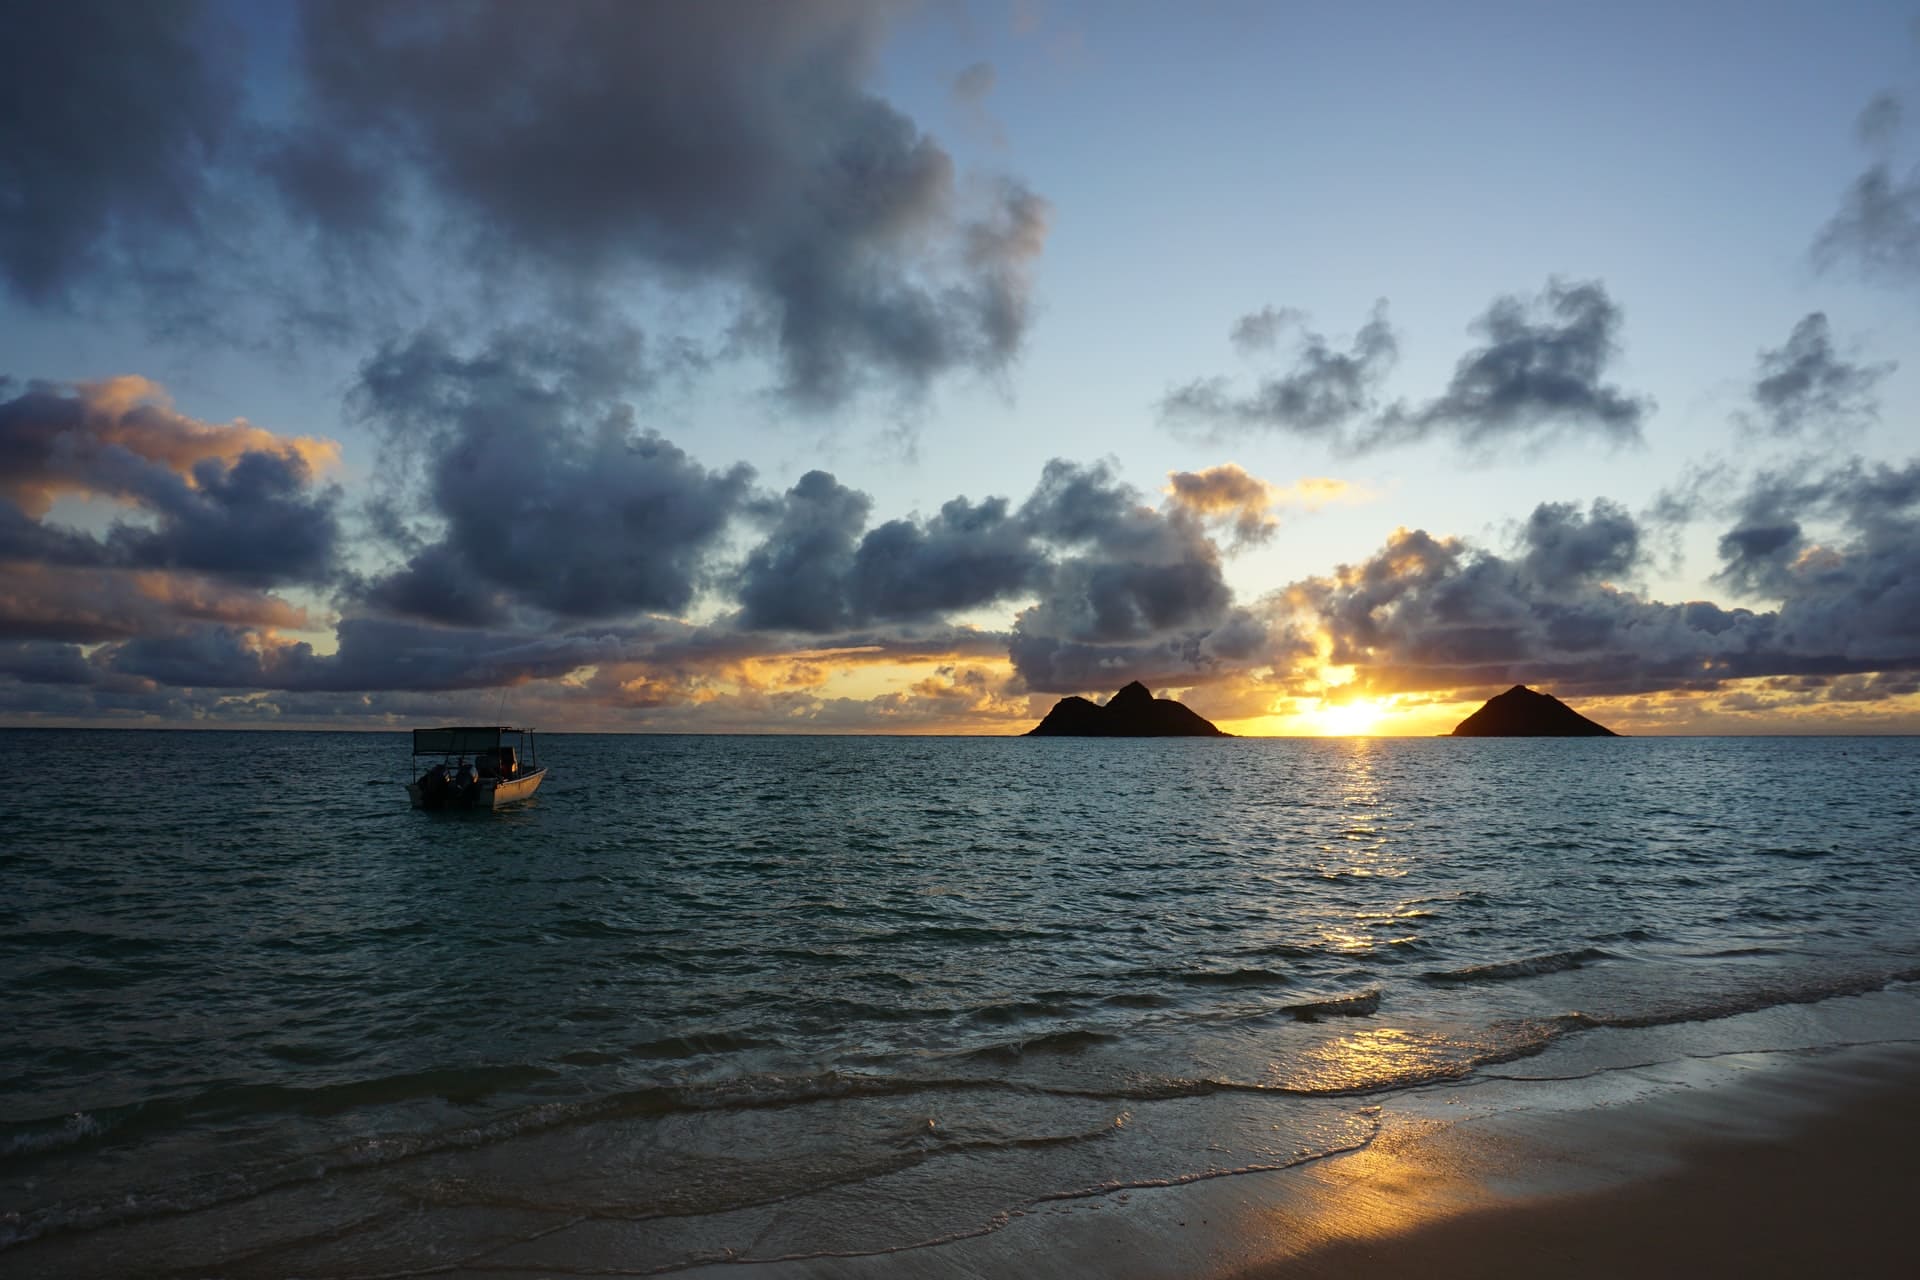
[494,684,509,724]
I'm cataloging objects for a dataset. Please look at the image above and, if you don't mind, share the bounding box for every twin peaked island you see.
[1023,681,1618,737]
[1025,680,1230,736]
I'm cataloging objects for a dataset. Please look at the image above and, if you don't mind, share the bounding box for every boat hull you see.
[407,766,548,811]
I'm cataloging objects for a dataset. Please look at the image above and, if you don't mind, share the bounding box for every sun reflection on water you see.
[1271,1026,1477,1094]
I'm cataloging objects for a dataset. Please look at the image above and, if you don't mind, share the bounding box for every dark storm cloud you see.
[104,450,339,586]
[736,471,872,632]
[1743,312,1893,437]
[1161,303,1396,440]
[0,0,237,306]
[351,329,754,623]
[1519,499,1642,586]
[1009,460,1267,692]
[75,607,1020,709]
[3,2,1048,405]
[729,458,1274,691]
[0,500,108,568]
[279,0,1049,405]
[734,470,1051,632]
[1298,518,1755,699]
[1371,280,1649,452]
[360,555,510,629]
[1714,458,1920,665]
[1296,471,1920,699]
[0,640,94,686]
[851,494,1048,621]
[99,615,661,694]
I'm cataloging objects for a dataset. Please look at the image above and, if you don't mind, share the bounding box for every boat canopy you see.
[412,726,532,755]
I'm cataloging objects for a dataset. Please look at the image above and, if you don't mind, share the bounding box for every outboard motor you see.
[455,759,479,806]
[420,763,451,809]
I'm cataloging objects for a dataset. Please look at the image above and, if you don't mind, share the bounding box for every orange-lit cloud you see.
[1164,464,1366,550]
[3,375,339,516]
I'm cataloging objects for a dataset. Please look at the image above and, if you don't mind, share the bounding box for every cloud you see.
[1857,92,1903,149]
[1743,312,1894,437]
[1518,498,1643,585]
[1163,281,1649,455]
[0,640,94,686]
[0,375,339,517]
[1228,305,1305,355]
[1010,459,1279,692]
[351,329,754,623]
[1291,470,1920,700]
[734,467,1058,633]
[0,565,308,644]
[851,493,1049,621]
[727,457,1297,694]
[278,0,1049,406]
[1161,302,1396,440]
[0,376,343,589]
[736,471,873,632]
[0,0,237,306]
[1164,463,1281,547]
[1714,459,1920,652]
[1815,92,1920,285]
[3,3,1049,407]
[1371,279,1649,453]
[951,61,995,105]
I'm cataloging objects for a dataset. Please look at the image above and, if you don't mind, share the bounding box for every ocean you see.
[3,730,1918,1276]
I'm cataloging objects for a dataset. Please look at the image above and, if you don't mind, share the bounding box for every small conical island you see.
[1451,685,1618,737]
[1026,680,1229,737]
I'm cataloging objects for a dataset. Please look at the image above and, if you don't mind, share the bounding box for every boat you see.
[406,725,549,810]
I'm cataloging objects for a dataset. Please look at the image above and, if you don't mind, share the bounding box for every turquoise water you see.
[3,731,1918,1275]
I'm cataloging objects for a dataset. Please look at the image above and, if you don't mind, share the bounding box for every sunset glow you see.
[0,4,1914,735]
[1308,698,1389,737]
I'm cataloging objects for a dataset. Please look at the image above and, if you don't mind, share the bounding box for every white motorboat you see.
[406,725,548,810]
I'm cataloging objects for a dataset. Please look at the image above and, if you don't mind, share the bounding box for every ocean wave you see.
[625,1029,780,1060]
[958,1028,1119,1064]
[1234,940,1327,959]
[0,1061,559,1169]
[1558,964,1920,1031]
[1174,967,1291,988]
[1279,989,1382,1021]
[0,1112,106,1159]
[1097,991,1176,1010]
[1423,947,1610,984]
[965,994,1093,1025]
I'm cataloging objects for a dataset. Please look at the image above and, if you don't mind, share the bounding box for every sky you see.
[3,0,1919,735]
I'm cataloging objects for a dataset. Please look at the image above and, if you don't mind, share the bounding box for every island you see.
[1450,684,1619,736]
[1025,680,1230,737]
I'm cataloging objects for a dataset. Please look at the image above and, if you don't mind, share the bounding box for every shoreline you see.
[658,1033,1920,1280]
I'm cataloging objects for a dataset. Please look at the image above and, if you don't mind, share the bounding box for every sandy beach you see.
[1246,1039,1920,1279]
[658,1036,1920,1280]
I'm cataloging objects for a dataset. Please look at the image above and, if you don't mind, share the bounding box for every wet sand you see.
[1242,1039,1920,1279]
[667,1038,1920,1280]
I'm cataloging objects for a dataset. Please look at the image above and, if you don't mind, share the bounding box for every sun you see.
[1310,697,1386,736]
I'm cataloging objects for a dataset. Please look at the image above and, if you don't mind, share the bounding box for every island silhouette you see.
[1451,685,1619,736]
[1026,681,1229,736]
